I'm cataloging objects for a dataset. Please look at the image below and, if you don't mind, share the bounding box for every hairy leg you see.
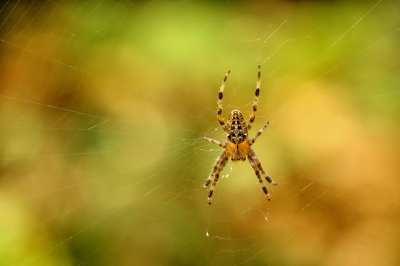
[248,156,270,200]
[217,70,230,133]
[203,150,228,189]
[248,121,269,146]
[248,147,277,186]
[203,137,227,148]
[248,65,261,130]
[207,156,229,205]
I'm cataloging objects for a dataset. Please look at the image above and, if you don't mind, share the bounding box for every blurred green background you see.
[0,0,399,265]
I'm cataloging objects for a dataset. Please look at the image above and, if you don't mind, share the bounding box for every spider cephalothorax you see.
[203,66,277,205]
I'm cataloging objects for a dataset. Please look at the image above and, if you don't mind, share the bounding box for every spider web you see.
[0,0,399,265]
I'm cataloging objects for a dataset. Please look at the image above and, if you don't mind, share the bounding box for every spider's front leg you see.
[248,147,277,186]
[207,156,228,205]
[248,156,271,200]
[203,150,227,189]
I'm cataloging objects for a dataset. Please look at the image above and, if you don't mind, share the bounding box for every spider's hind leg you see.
[248,65,261,131]
[217,71,230,133]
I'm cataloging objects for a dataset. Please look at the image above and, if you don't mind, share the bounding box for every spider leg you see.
[248,156,270,200]
[248,121,269,146]
[217,70,230,133]
[203,150,227,189]
[249,147,277,186]
[248,65,261,131]
[208,155,229,205]
[203,137,227,148]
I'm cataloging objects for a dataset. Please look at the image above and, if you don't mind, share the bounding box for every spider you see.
[203,65,277,205]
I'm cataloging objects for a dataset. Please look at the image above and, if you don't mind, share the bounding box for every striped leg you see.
[203,150,227,189]
[248,156,270,200]
[248,147,277,186]
[248,65,261,130]
[208,156,228,205]
[248,121,269,146]
[217,70,230,133]
[203,137,227,148]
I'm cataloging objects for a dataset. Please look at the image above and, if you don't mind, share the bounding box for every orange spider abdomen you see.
[226,110,248,144]
[226,110,249,161]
